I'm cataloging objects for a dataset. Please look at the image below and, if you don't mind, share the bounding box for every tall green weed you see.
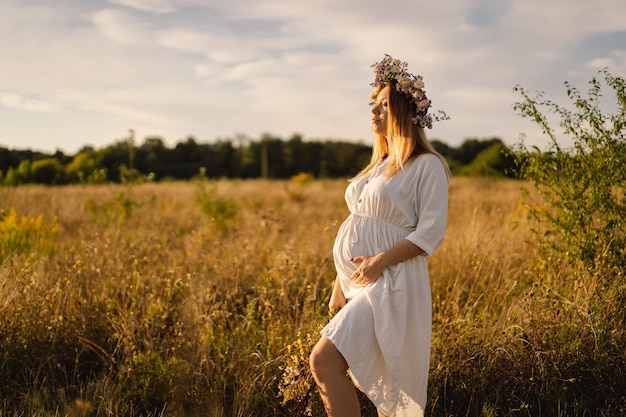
[194,170,238,233]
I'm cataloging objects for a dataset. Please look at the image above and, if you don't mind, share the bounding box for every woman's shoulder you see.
[405,153,449,181]
[410,152,446,170]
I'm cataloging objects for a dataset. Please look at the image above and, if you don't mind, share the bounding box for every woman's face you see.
[371,85,390,135]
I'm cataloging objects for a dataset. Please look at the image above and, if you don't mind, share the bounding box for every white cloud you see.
[586,50,626,73]
[508,0,626,38]
[108,0,176,14]
[0,92,59,113]
[155,28,270,63]
[1,0,625,153]
[90,8,152,45]
[155,29,214,55]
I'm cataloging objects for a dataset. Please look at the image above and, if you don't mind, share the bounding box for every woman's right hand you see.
[329,277,347,310]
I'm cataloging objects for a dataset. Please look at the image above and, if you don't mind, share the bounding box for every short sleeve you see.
[404,154,448,256]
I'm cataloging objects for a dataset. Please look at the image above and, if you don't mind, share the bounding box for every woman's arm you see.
[351,239,424,286]
[352,155,448,287]
[328,276,347,310]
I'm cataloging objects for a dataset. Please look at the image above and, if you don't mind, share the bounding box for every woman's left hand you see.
[350,255,384,286]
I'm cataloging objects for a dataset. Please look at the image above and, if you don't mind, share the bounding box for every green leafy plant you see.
[513,68,625,273]
[511,69,625,416]
[85,169,155,227]
[194,169,238,233]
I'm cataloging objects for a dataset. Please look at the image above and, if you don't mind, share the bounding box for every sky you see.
[1,0,625,154]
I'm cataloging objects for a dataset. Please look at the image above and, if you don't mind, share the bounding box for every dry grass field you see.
[0,177,623,416]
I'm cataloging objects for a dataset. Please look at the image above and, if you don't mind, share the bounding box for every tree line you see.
[0,131,516,185]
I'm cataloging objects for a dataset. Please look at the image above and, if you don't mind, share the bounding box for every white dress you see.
[321,153,448,417]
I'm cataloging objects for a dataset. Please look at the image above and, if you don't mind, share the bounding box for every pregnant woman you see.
[309,54,450,417]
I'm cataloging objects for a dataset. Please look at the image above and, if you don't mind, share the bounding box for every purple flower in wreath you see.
[370,54,449,129]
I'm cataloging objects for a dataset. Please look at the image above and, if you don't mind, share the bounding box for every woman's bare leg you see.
[309,336,360,417]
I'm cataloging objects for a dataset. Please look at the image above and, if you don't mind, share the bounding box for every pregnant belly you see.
[333,214,409,278]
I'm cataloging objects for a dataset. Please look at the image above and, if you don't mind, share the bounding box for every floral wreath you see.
[370,54,449,129]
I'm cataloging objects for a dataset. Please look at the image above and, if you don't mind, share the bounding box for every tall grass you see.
[0,178,623,416]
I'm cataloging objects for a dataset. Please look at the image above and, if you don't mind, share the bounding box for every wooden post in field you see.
[261,140,268,179]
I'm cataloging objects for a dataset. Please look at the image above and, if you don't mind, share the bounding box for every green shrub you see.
[513,68,625,273]
[31,158,65,185]
[194,171,238,233]
[459,142,516,177]
[15,160,32,184]
[512,69,626,415]
[2,167,18,186]
[66,151,102,183]
[85,171,155,226]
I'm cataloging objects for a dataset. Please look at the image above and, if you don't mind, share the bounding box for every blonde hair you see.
[354,85,450,180]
